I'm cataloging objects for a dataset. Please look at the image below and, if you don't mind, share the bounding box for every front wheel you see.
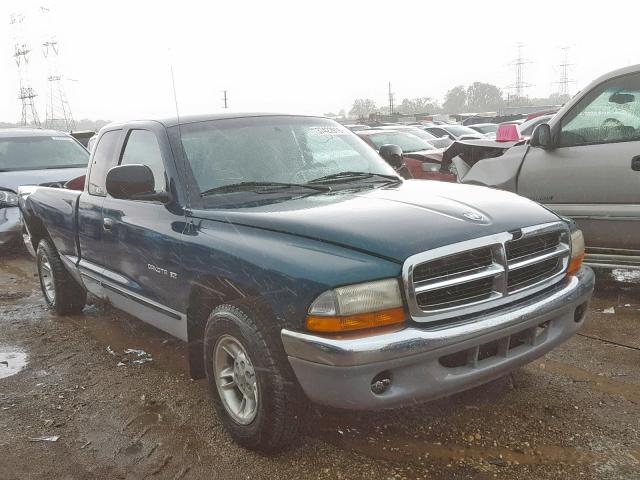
[204,304,307,452]
[36,238,86,315]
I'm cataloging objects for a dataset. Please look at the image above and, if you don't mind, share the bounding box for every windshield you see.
[0,136,89,171]
[471,124,497,134]
[367,131,434,152]
[444,125,481,137]
[173,116,397,195]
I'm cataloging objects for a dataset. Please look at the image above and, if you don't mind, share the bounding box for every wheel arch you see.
[186,275,276,380]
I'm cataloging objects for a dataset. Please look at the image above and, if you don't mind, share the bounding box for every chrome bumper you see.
[281,266,595,409]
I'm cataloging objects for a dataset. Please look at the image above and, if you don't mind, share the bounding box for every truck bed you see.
[22,187,82,262]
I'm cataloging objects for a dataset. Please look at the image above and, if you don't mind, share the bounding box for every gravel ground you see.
[0,251,639,479]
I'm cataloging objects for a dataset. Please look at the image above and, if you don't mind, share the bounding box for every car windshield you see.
[173,116,397,195]
[471,124,498,134]
[0,135,89,171]
[519,116,551,136]
[367,131,434,152]
[444,125,481,137]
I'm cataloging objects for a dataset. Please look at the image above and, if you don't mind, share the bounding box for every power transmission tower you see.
[388,82,394,115]
[507,43,533,99]
[10,13,41,126]
[41,6,75,131]
[554,46,575,97]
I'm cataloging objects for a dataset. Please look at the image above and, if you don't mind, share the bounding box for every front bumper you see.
[0,207,21,247]
[281,266,595,410]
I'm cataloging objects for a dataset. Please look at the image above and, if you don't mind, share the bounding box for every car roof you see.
[356,129,409,136]
[470,123,497,127]
[0,128,72,138]
[104,113,326,129]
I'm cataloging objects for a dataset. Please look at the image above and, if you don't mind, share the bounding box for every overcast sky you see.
[1,0,638,123]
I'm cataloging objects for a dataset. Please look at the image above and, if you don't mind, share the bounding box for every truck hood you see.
[190,180,560,262]
[0,167,86,193]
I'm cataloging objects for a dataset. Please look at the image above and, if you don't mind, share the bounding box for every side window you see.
[120,130,166,192]
[560,72,640,147]
[88,130,121,196]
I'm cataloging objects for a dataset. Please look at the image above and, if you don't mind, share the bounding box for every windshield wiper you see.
[308,171,401,185]
[200,181,331,197]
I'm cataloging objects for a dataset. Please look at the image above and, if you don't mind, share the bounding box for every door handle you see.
[103,218,113,231]
[632,155,640,171]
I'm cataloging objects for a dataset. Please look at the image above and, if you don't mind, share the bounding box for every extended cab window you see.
[560,72,640,147]
[88,130,121,196]
[120,130,166,192]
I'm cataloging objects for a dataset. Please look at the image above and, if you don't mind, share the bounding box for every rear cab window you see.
[120,130,167,192]
[87,130,122,196]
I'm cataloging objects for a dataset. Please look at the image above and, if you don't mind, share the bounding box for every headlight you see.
[567,229,585,275]
[0,190,19,208]
[421,162,441,172]
[306,278,405,333]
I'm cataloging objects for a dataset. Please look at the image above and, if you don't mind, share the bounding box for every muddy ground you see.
[0,251,639,480]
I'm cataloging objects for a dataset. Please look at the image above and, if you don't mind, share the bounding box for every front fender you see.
[180,218,403,330]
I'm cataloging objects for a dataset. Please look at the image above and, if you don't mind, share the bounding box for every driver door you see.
[518,71,640,252]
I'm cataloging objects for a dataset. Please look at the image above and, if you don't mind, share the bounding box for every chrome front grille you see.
[403,222,570,324]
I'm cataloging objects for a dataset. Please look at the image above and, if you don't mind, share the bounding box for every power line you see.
[507,43,533,99]
[10,12,41,126]
[554,46,575,97]
[41,6,76,131]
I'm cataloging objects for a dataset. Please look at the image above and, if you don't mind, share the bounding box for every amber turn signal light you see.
[306,307,405,333]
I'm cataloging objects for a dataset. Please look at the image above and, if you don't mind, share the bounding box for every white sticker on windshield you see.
[308,127,348,136]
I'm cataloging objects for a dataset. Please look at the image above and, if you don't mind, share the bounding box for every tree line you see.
[334,82,571,119]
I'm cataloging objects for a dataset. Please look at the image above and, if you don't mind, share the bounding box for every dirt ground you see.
[1,251,639,480]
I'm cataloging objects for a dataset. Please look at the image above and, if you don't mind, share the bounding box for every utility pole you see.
[10,13,41,126]
[388,82,394,115]
[554,46,575,98]
[507,43,533,100]
[222,90,228,109]
[41,6,75,131]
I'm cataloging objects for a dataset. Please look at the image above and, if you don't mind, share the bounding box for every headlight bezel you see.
[567,228,585,275]
[306,278,406,333]
[0,190,19,208]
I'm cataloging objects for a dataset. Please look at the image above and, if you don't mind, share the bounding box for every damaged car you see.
[442,64,640,268]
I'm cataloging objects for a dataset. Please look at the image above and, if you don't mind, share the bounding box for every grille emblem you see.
[463,211,484,221]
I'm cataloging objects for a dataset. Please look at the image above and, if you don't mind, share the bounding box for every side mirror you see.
[106,164,169,202]
[379,144,404,169]
[530,123,553,149]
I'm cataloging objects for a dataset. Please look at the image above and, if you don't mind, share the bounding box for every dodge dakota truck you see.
[447,64,640,268]
[20,113,594,452]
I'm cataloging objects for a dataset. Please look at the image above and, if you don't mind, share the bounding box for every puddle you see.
[0,347,28,379]
[65,307,187,375]
[536,360,640,404]
[610,269,640,284]
[322,430,640,469]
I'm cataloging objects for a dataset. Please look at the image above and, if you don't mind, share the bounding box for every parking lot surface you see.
[1,252,639,479]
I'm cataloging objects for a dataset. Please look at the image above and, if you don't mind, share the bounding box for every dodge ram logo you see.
[463,212,484,222]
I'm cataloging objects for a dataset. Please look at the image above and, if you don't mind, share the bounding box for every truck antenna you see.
[169,60,192,216]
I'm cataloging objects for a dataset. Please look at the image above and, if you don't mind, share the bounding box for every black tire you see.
[204,303,307,452]
[36,238,86,315]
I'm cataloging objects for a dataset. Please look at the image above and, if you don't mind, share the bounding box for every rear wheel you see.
[36,238,86,315]
[204,303,307,452]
